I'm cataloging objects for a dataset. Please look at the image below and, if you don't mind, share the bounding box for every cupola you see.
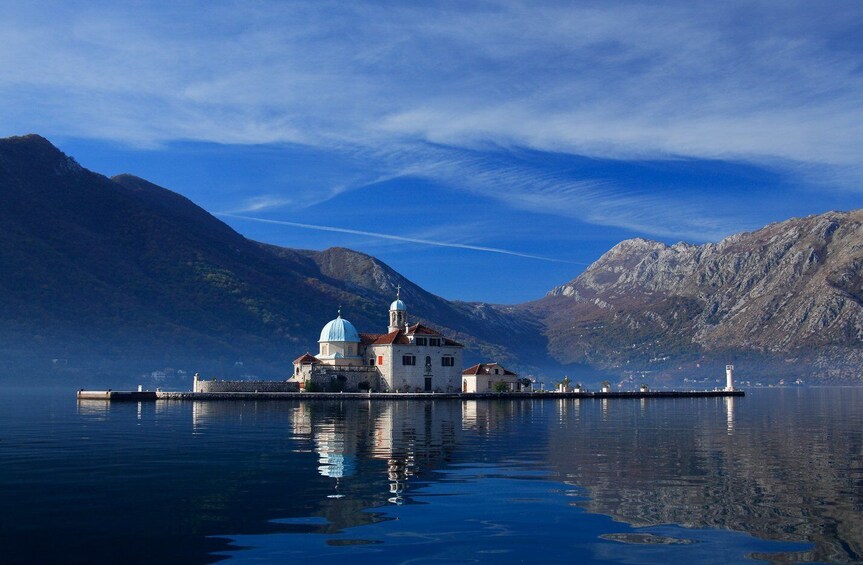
[319,309,360,343]
[388,286,408,332]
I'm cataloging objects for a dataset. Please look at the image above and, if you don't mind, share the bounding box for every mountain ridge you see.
[0,135,547,383]
[531,209,863,381]
[2,134,862,384]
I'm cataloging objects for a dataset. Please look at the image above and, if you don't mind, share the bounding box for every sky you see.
[1,0,862,303]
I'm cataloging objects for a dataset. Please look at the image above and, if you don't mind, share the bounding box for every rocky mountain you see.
[527,212,863,382]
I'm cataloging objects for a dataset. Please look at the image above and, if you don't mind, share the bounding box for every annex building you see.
[461,362,522,393]
[291,290,465,393]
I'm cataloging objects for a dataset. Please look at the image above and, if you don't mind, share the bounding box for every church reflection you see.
[297,399,551,505]
[282,400,462,505]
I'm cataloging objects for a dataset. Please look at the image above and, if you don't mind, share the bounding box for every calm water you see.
[1,387,862,564]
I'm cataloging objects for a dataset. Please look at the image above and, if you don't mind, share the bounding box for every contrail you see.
[218,213,581,264]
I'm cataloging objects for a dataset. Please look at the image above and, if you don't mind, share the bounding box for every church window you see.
[495,368,500,374]
[402,355,416,366]
[369,358,375,366]
[322,344,328,355]
[441,356,454,367]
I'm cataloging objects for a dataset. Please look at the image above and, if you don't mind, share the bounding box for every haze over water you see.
[2,387,861,563]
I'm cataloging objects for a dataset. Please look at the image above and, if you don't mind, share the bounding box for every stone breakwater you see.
[78,389,744,402]
[194,380,300,393]
[77,390,743,401]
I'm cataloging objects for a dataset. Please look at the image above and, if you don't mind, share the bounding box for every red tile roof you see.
[406,323,442,336]
[369,330,411,345]
[404,323,463,347]
[461,362,517,376]
[293,353,321,364]
[363,328,463,348]
[359,333,384,346]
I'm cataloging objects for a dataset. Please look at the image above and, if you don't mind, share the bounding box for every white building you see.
[461,362,522,393]
[292,290,464,392]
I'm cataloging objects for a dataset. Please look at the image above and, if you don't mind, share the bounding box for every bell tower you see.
[388,285,408,332]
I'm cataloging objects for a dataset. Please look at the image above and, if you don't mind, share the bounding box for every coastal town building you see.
[461,362,523,393]
[291,289,464,392]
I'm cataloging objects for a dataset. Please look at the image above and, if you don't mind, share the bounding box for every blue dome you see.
[319,315,360,343]
[390,299,406,311]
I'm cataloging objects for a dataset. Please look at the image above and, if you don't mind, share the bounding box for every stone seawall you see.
[159,390,745,401]
[194,380,300,393]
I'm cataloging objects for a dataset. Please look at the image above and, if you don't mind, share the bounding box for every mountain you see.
[0,135,546,384]
[2,134,862,386]
[526,212,863,382]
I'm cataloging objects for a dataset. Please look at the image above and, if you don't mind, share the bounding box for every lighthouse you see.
[725,365,734,391]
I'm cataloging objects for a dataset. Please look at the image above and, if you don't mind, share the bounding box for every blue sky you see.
[2,1,862,303]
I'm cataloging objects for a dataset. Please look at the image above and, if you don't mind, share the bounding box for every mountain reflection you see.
[185,390,862,563]
[543,391,863,563]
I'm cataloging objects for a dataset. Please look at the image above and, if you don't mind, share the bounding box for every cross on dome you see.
[389,285,407,321]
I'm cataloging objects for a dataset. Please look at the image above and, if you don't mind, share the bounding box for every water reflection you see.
[75,399,110,419]
[544,391,863,563]
[725,396,735,435]
[249,392,861,563]
[11,389,863,563]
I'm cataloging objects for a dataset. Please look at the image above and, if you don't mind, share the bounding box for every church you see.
[291,289,464,393]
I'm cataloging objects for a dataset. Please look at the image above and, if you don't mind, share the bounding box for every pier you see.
[76,390,158,401]
[77,389,744,402]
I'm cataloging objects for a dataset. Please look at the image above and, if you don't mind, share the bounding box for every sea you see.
[1,386,861,564]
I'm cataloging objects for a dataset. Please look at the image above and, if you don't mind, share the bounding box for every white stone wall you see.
[462,373,520,393]
[367,343,462,392]
[318,340,364,366]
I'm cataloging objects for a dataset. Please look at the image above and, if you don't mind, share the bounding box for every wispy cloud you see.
[335,142,738,241]
[2,2,861,165]
[218,213,583,264]
[2,1,862,241]
[231,195,291,213]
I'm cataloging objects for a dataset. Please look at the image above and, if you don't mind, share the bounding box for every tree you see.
[493,381,510,393]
